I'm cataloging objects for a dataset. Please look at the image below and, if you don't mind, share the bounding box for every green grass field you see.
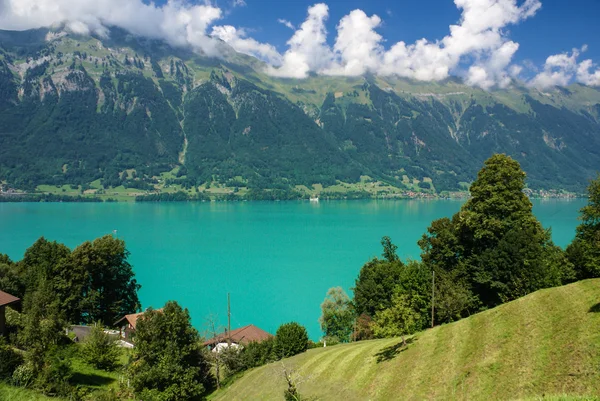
[211,279,600,401]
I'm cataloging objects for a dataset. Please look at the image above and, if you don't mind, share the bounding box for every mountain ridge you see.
[0,27,599,196]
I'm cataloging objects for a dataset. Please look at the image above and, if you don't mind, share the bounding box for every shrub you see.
[81,324,120,371]
[274,322,308,358]
[0,338,23,380]
[12,362,35,388]
[239,337,276,369]
[34,348,73,396]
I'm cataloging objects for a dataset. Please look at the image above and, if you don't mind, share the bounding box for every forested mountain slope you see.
[0,27,599,194]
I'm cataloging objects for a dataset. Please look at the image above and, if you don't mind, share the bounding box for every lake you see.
[0,199,585,340]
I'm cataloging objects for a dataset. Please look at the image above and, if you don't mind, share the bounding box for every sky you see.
[0,0,598,89]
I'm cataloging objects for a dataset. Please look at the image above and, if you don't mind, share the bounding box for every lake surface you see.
[0,199,585,339]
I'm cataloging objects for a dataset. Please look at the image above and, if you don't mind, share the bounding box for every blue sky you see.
[212,0,600,66]
[1,0,599,88]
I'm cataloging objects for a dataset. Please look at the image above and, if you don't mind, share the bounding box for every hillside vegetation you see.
[0,27,599,196]
[212,279,600,400]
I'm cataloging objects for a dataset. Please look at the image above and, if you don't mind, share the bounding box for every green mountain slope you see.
[212,279,600,400]
[0,27,599,194]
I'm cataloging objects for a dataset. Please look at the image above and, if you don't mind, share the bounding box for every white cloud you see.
[529,46,600,88]
[323,9,383,76]
[0,0,223,55]
[577,59,600,86]
[266,0,542,88]
[277,19,295,30]
[211,25,282,65]
[267,3,332,78]
[233,0,247,7]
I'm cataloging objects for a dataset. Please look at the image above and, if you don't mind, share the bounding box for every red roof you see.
[204,324,273,346]
[115,308,163,330]
[0,290,19,308]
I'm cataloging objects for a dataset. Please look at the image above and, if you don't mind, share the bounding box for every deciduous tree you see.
[319,287,353,342]
[274,322,308,358]
[567,174,600,279]
[74,235,141,325]
[128,301,214,400]
[353,237,404,318]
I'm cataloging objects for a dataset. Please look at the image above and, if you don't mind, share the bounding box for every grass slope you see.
[212,279,600,400]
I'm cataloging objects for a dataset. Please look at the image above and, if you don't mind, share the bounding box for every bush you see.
[81,325,120,371]
[240,337,276,368]
[35,348,73,396]
[12,361,35,388]
[0,338,23,380]
[274,322,309,359]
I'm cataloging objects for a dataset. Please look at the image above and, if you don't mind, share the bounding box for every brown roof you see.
[0,290,19,308]
[203,324,273,346]
[114,308,163,330]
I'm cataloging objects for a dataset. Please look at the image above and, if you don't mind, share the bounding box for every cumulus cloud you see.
[577,59,600,87]
[267,3,332,78]
[529,46,600,88]
[0,0,223,55]
[211,25,282,65]
[266,0,542,87]
[323,10,383,76]
[278,19,295,30]
[233,0,247,7]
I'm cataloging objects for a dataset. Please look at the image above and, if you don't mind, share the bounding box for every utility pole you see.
[227,293,231,342]
[431,270,435,328]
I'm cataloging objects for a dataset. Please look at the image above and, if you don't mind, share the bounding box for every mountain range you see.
[1,27,599,196]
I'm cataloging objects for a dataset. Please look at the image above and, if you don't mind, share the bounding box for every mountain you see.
[212,279,600,400]
[0,27,599,196]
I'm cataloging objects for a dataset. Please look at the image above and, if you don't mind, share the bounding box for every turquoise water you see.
[0,199,584,339]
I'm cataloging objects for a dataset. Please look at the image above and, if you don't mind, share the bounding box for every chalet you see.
[114,309,163,341]
[203,324,273,351]
[0,290,20,337]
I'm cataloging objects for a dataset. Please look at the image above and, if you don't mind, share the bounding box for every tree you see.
[18,278,73,395]
[0,254,24,299]
[372,292,420,346]
[353,237,404,317]
[319,287,354,342]
[19,278,67,375]
[567,174,600,279]
[128,301,214,401]
[420,154,573,312]
[274,322,308,358]
[20,237,85,324]
[395,261,432,330]
[74,235,141,325]
[381,236,399,263]
[81,324,120,371]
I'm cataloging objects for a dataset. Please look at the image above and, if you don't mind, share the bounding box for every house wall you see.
[0,306,6,336]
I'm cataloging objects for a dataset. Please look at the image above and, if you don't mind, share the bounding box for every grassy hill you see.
[211,279,600,400]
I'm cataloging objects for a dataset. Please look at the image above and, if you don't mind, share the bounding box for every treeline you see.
[0,235,140,397]
[0,194,105,202]
[319,154,600,345]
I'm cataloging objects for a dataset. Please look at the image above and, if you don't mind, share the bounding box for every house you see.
[0,290,20,337]
[114,309,163,341]
[203,324,273,351]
